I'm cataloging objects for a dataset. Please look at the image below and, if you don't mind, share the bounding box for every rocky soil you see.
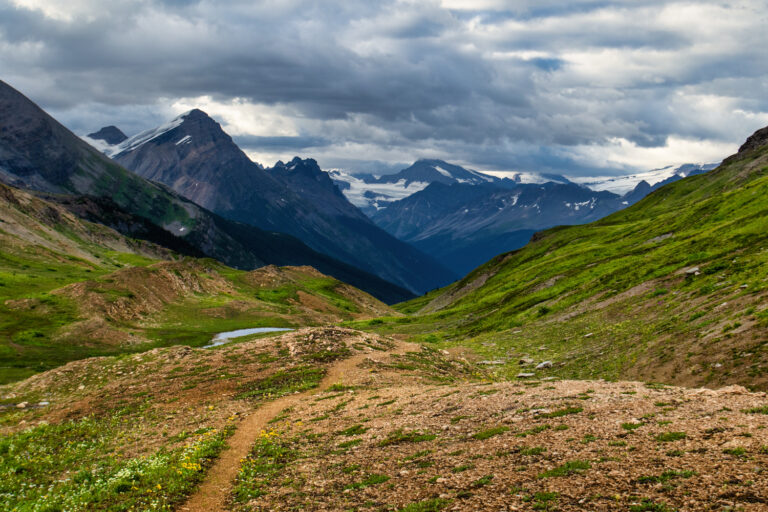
[3,328,768,511]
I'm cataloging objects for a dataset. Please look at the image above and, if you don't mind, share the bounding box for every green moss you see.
[472,426,510,440]
[629,499,677,511]
[345,473,390,490]
[655,432,687,443]
[398,498,452,512]
[538,460,591,478]
[636,469,696,483]
[237,366,325,400]
[538,407,582,418]
[337,424,369,437]
[379,429,437,447]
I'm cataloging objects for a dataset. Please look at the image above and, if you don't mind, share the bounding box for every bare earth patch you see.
[229,373,768,511]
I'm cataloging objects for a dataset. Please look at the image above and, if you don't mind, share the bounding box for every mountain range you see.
[0,80,412,303]
[331,158,716,275]
[85,110,456,295]
[82,105,719,284]
[329,158,715,215]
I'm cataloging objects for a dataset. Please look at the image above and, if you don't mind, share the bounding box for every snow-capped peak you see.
[110,111,192,157]
[82,110,194,158]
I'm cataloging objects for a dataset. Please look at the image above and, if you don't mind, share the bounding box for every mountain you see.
[368,161,720,275]
[91,112,455,294]
[380,124,768,390]
[0,80,412,303]
[377,159,500,187]
[372,179,655,275]
[329,159,500,215]
[86,125,127,145]
[331,159,716,216]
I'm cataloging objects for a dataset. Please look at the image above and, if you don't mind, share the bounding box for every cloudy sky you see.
[2,0,767,177]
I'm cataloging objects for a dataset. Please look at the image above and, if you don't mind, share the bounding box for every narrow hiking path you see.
[180,339,418,512]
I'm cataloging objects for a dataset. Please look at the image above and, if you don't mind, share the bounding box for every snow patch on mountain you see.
[509,172,560,184]
[82,111,192,157]
[466,168,496,182]
[570,164,718,194]
[111,112,191,156]
[328,170,429,210]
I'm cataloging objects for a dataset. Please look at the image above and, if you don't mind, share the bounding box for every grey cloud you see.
[234,135,331,151]
[0,0,766,176]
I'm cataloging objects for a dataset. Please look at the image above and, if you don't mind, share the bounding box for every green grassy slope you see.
[0,184,394,384]
[352,127,768,390]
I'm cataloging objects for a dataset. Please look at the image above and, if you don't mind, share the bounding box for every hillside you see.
[0,80,413,303]
[355,125,768,391]
[0,183,396,384]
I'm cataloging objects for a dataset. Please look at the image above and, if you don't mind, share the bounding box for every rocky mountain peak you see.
[274,157,323,176]
[737,125,768,155]
[87,126,127,145]
[179,108,216,125]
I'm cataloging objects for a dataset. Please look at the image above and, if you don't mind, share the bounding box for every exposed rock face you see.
[738,125,768,154]
[0,80,79,190]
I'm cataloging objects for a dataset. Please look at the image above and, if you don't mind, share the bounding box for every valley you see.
[356,133,768,391]
[2,82,768,512]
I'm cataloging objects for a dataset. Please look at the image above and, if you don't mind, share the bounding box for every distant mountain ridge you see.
[329,159,500,215]
[329,158,716,216]
[377,159,498,187]
[87,111,456,294]
[372,180,631,275]
[571,163,719,194]
[364,160,718,275]
[82,107,719,286]
[86,126,127,145]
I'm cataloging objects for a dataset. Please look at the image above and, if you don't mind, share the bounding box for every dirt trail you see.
[180,339,417,512]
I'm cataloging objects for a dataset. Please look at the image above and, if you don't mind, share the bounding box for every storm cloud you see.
[2,0,767,176]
